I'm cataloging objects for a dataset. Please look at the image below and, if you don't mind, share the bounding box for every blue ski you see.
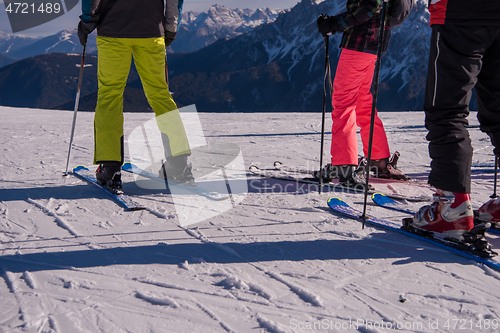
[327,197,500,272]
[471,162,497,173]
[122,162,228,201]
[472,162,496,168]
[372,193,419,215]
[372,193,500,236]
[72,166,146,211]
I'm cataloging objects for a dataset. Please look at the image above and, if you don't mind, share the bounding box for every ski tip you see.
[121,162,140,172]
[372,192,386,199]
[73,165,89,172]
[273,161,283,168]
[372,192,402,204]
[327,197,345,205]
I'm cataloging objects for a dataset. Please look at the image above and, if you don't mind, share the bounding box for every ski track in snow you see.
[156,211,332,314]
[193,298,236,332]
[21,271,36,289]
[256,315,289,333]
[0,265,56,331]
[26,198,79,236]
[2,109,500,332]
[265,271,323,307]
[180,217,344,312]
[134,291,180,308]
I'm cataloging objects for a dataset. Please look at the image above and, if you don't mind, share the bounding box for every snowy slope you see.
[1,107,500,332]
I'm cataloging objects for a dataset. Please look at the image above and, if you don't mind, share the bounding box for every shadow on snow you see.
[0,235,478,273]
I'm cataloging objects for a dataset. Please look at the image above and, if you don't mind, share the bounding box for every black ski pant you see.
[424,23,500,193]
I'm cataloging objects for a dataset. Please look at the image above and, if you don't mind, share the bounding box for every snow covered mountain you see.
[2,29,97,60]
[173,5,280,53]
[0,0,450,111]
[0,4,279,61]
[0,31,40,55]
[168,0,432,111]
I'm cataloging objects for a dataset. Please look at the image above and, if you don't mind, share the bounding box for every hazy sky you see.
[0,0,300,37]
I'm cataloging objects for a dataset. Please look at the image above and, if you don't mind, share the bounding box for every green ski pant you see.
[94,36,190,164]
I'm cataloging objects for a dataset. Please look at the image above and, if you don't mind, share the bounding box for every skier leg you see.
[472,26,500,224]
[330,49,367,167]
[93,37,133,164]
[132,37,190,159]
[424,24,482,194]
[476,26,500,156]
[354,53,390,162]
[412,24,491,236]
[132,37,193,182]
[320,49,373,188]
[352,52,408,179]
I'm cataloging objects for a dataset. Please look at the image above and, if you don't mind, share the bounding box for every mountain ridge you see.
[0,0,461,112]
[0,4,280,61]
[168,0,432,111]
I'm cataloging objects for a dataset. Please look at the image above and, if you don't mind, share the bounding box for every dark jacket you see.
[81,0,183,38]
[333,0,391,54]
[429,0,500,26]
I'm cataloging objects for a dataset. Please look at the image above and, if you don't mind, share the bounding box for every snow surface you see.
[1,107,500,332]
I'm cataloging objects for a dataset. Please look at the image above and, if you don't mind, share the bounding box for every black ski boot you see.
[96,162,122,191]
[311,164,338,182]
[312,157,367,183]
[369,152,409,181]
[159,154,195,184]
[338,164,374,191]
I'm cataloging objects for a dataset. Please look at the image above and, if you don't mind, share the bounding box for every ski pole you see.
[63,42,87,176]
[361,0,389,228]
[319,35,330,194]
[491,156,499,199]
[165,48,169,87]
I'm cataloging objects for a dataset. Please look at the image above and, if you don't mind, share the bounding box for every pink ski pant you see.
[330,48,390,166]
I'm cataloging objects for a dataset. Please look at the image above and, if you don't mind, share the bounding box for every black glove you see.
[77,20,96,46]
[317,14,338,37]
[165,31,177,47]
